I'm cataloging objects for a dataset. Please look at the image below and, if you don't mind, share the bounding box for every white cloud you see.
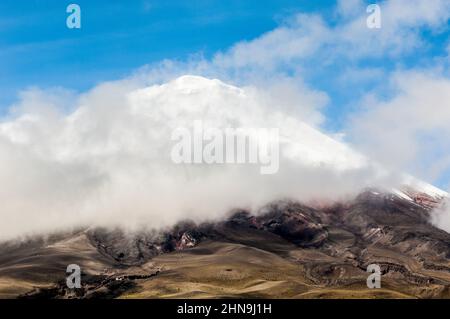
[211,0,450,71]
[213,14,329,70]
[2,1,450,240]
[348,70,450,231]
[0,75,399,241]
[350,70,450,174]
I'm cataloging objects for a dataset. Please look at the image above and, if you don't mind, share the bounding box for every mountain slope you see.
[1,189,449,299]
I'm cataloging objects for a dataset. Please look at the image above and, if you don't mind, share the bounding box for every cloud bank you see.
[1,0,450,239]
[0,75,401,241]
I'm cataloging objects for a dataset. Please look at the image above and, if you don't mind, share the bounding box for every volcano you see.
[0,77,449,299]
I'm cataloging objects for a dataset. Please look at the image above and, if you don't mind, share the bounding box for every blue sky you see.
[1,0,448,125]
[1,0,450,187]
[0,0,334,110]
